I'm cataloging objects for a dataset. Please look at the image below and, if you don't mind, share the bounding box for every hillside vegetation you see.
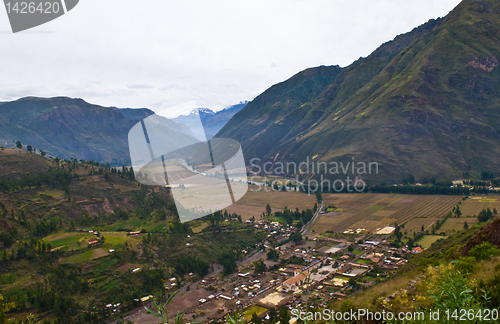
[0,148,264,323]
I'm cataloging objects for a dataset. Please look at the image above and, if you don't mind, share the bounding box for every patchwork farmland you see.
[224,185,317,221]
[460,197,500,216]
[228,188,465,234]
[313,194,463,233]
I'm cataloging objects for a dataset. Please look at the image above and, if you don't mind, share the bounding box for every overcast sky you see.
[0,0,462,118]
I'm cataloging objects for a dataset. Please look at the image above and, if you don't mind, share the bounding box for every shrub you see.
[469,242,500,261]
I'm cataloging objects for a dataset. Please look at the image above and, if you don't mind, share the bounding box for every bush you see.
[454,257,477,274]
[469,242,500,261]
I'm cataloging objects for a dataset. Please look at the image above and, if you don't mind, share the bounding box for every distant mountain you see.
[111,107,154,120]
[217,0,500,184]
[172,101,248,139]
[0,97,154,165]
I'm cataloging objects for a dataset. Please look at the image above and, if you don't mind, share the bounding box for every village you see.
[138,219,422,323]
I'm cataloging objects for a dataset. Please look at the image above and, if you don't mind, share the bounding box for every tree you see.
[478,208,494,223]
[348,277,359,289]
[16,141,22,149]
[407,237,414,249]
[219,250,238,275]
[464,221,469,230]
[251,312,262,324]
[394,224,403,242]
[469,242,500,261]
[265,204,272,217]
[279,307,290,324]
[290,232,303,245]
[40,150,46,157]
[26,145,33,153]
[267,248,279,261]
[315,190,322,203]
[268,308,278,323]
[455,206,462,218]
[0,295,5,324]
[253,259,267,275]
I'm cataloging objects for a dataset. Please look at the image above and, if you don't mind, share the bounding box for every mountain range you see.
[172,101,247,139]
[217,0,500,184]
[1,0,499,184]
[0,97,245,165]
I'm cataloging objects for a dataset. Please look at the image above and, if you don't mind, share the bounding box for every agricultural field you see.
[61,248,109,264]
[242,305,268,322]
[416,235,446,249]
[403,218,440,234]
[439,217,478,234]
[312,194,463,234]
[47,232,95,251]
[460,197,500,216]
[227,185,317,221]
[46,231,142,255]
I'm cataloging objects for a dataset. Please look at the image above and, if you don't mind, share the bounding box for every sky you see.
[0,0,462,118]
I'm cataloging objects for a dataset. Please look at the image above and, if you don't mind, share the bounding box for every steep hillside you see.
[0,97,154,165]
[0,148,264,323]
[218,0,500,184]
[0,148,166,223]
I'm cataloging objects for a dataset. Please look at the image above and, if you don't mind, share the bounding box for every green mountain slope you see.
[0,97,154,165]
[218,0,500,184]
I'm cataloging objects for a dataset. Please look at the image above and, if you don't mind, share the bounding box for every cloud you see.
[0,0,462,117]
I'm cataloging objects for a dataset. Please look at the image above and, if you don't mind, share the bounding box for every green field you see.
[439,217,478,234]
[47,233,95,252]
[243,305,268,322]
[62,248,109,264]
[417,235,446,249]
[268,216,287,224]
[101,232,142,250]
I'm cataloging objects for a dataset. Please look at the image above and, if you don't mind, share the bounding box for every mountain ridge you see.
[217,0,500,184]
[0,97,248,165]
[172,101,248,139]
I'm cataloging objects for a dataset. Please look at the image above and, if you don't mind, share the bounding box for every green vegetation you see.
[0,149,267,323]
[242,305,267,322]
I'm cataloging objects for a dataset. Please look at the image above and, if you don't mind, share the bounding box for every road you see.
[301,199,323,235]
